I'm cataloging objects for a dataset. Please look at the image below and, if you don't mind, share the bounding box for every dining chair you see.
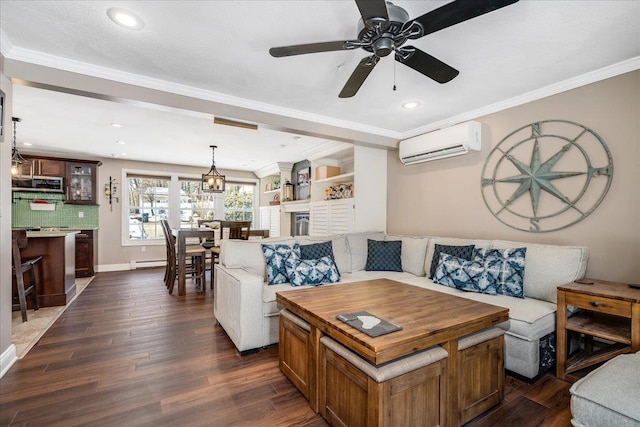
[161,220,207,294]
[12,230,42,322]
[218,221,251,240]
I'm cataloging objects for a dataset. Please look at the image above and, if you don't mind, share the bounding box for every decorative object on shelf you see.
[481,120,613,233]
[270,193,281,205]
[297,167,310,184]
[202,145,226,193]
[325,183,353,200]
[316,165,340,180]
[104,176,119,211]
[10,117,30,176]
[283,181,294,201]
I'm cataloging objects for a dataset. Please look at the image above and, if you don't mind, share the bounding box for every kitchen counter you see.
[18,231,77,307]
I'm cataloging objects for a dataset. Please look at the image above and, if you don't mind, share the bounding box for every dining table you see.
[171,226,270,296]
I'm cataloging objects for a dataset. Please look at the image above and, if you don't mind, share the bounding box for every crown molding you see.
[4,47,401,140]
[403,56,640,139]
[0,30,14,57]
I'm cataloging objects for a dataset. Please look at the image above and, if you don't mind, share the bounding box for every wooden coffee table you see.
[276,278,509,427]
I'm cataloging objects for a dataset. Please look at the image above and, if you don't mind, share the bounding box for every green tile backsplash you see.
[12,191,99,228]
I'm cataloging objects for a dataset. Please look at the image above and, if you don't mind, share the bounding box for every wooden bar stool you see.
[12,230,42,322]
[160,220,206,293]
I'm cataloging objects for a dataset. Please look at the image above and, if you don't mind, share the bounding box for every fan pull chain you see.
[393,54,397,91]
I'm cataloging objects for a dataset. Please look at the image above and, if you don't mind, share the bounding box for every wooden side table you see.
[556,279,640,381]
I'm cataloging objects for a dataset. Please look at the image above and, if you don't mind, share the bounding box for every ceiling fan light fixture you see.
[202,145,226,193]
[107,8,144,30]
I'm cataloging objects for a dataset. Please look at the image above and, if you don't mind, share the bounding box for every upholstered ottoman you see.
[570,351,640,427]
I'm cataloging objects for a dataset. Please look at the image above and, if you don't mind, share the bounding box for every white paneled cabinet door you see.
[310,201,329,236]
[260,206,270,231]
[269,206,281,237]
[328,199,354,234]
[310,200,354,236]
[260,206,281,238]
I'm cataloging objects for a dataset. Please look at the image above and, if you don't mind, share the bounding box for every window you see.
[178,178,216,227]
[127,175,170,241]
[123,170,257,245]
[224,182,255,222]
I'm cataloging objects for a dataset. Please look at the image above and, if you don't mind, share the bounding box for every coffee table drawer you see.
[565,293,631,317]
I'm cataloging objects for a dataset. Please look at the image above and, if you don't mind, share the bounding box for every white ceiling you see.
[1,1,639,172]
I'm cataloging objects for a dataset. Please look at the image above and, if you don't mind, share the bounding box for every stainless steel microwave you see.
[12,176,65,193]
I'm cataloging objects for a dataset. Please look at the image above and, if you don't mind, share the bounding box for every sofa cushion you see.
[474,247,527,299]
[429,243,476,279]
[285,248,341,287]
[425,238,492,278]
[365,239,403,272]
[297,235,351,274]
[433,253,492,293]
[262,243,296,285]
[221,237,295,280]
[491,240,588,303]
[385,234,430,277]
[401,276,556,339]
[347,232,385,272]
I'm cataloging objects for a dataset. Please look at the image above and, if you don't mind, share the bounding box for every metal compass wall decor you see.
[481,120,613,233]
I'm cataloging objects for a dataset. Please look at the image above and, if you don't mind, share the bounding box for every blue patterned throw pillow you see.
[433,253,497,294]
[262,244,296,285]
[285,245,340,286]
[474,247,527,298]
[365,239,402,272]
[429,244,475,278]
[299,241,335,262]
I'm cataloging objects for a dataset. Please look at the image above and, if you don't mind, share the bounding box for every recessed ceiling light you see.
[111,122,122,128]
[117,140,126,145]
[120,152,127,156]
[23,142,32,146]
[401,101,421,110]
[107,8,144,30]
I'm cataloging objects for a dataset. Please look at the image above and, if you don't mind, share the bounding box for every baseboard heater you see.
[130,259,166,269]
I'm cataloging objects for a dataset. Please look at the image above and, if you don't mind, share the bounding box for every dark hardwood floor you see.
[0,268,573,426]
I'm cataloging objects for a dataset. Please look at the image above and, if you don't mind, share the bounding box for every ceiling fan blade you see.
[339,56,380,98]
[269,41,356,57]
[407,0,519,38]
[398,47,459,84]
[354,0,389,22]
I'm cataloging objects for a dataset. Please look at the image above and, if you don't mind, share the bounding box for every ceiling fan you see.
[269,0,519,98]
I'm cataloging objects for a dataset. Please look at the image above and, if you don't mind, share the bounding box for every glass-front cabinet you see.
[66,161,99,204]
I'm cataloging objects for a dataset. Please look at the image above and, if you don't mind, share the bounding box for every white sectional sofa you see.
[214,231,589,380]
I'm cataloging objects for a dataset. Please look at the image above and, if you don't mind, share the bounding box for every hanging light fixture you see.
[202,145,226,192]
[11,117,30,176]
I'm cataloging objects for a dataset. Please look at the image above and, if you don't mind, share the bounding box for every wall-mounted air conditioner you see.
[399,121,483,165]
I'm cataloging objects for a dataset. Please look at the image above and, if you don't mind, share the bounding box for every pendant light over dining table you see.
[11,117,30,176]
[202,145,225,192]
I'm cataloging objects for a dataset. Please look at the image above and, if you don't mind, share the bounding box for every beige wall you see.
[1,56,14,370]
[96,157,256,269]
[388,70,640,283]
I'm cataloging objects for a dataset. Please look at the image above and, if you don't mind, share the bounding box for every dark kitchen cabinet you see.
[75,230,97,277]
[20,156,65,177]
[66,161,99,205]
